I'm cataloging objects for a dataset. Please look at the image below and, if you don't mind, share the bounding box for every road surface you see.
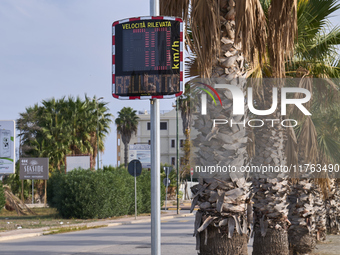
[0,215,197,255]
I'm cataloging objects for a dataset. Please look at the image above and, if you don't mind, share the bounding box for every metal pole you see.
[165,172,168,210]
[176,98,179,214]
[97,102,99,170]
[150,0,159,17]
[96,97,104,170]
[150,99,161,255]
[32,179,34,204]
[150,2,160,254]
[134,161,137,220]
[44,180,47,207]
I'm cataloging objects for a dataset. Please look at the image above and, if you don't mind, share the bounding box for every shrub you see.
[0,181,6,212]
[47,167,165,219]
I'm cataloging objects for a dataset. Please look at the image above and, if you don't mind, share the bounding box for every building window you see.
[171,139,175,148]
[147,122,167,130]
[160,122,167,130]
[180,139,184,148]
[171,157,176,166]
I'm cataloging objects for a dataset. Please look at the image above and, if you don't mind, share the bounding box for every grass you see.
[0,207,156,233]
[0,207,95,232]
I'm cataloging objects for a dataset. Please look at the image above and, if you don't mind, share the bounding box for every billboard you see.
[129,144,151,168]
[20,158,49,180]
[112,16,184,100]
[66,155,91,172]
[0,120,15,174]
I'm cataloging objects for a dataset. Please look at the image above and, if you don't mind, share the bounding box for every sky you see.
[0,0,177,167]
[0,0,340,167]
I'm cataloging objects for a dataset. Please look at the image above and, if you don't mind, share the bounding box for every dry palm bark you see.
[3,185,35,216]
[326,179,340,235]
[191,177,252,255]
[161,0,297,254]
[250,81,291,255]
[189,0,251,254]
[288,178,317,254]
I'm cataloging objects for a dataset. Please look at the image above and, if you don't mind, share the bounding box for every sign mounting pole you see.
[150,2,161,255]
[111,2,183,254]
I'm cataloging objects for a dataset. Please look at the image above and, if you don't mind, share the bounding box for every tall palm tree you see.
[274,1,340,253]
[115,107,139,168]
[161,0,297,254]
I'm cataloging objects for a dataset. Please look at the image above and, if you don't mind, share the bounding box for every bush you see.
[0,181,6,212]
[47,167,165,219]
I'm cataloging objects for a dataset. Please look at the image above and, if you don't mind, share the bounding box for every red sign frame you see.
[112,16,184,100]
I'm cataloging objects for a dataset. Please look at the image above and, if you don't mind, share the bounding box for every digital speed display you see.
[112,16,184,99]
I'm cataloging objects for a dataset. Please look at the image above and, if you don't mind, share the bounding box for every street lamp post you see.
[96,97,104,170]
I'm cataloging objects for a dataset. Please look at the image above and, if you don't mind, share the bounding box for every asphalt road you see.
[0,215,198,255]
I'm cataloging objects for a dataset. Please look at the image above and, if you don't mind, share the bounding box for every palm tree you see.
[161,0,298,254]
[17,104,42,157]
[17,96,113,172]
[115,107,139,168]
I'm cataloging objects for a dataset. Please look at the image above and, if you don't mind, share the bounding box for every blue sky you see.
[0,0,339,167]
[0,0,176,167]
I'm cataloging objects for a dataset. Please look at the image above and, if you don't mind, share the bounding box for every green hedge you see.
[0,182,5,212]
[47,167,165,219]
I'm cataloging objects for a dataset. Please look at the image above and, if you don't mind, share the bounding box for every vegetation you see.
[17,96,113,171]
[115,107,139,168]
[47,166,165,219]
[0,182,5,213]
[0,207,94,232]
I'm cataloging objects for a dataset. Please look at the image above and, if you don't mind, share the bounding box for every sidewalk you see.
[0,210,194,242]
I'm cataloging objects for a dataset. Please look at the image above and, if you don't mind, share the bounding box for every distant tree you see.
[17,96,113,171]
[115,107,139,168]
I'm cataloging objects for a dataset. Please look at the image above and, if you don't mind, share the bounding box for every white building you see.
[117,109,186,167]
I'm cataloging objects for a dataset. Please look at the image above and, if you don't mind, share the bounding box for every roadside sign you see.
[163,177,170,187]
[112,16,184,99]
[190,167,193,176]
[0,120,15,175]
[128,159,142,177]
[19,158,49,180]
[129,144,151,168]
[65,155,91,172]
[163,166,173,176]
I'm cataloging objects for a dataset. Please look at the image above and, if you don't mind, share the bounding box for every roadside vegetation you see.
[47,166,166,219]
[0,207,93,232]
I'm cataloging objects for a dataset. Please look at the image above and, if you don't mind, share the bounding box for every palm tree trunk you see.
[250,83,291,254]
[288,179,316,255]
[191,1,251,253]
[253,228,289,255]
[326,179,340,235]
[124,141,128,168]
[200,225,248,255]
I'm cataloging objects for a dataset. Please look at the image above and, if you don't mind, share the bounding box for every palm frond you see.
[235,0,267,67]
[268,0,298,77]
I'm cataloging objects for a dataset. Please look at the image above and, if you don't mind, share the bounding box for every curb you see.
[107,213,194,227]
[0,232,44,242]
[0,213,194,242]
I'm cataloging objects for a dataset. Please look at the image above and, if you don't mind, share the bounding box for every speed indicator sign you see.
[112,16,184,100]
